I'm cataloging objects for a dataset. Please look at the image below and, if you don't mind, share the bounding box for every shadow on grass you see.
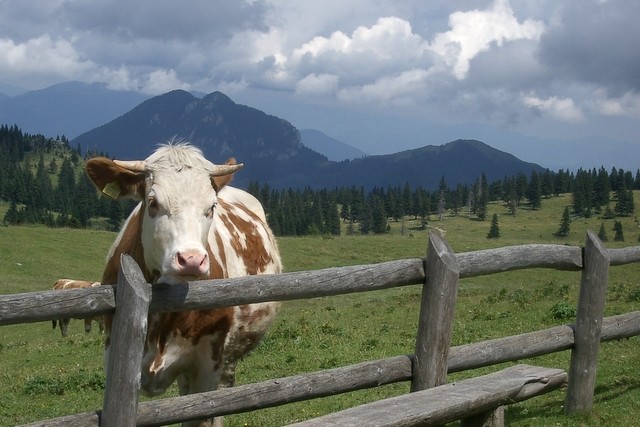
[504,375,640,426]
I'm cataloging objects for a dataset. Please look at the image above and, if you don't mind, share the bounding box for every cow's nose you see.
[176,250,208,276]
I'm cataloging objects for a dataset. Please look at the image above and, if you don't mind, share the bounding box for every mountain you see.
[300,129,367,161]
[287,139,545,190]
[0,82,27,97]
[72,89,544,190]
[0,81,148,139]
[72,90,329,187]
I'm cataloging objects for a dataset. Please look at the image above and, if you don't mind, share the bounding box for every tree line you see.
[1,124,638,236]
[0,125,134,230]
[247,164,637,237]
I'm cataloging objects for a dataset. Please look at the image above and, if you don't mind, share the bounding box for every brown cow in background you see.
[51,279,105,337]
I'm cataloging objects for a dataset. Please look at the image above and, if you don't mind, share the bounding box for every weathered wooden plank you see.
[0,286,116,326]
[609,245,640,266]
[601,310,640,341]
[101,255,150,427]
[149,258,425,312]
[457,244,583,277]
[3,242,638,327]
[0,258,425,326]
[449,311,640,373]
[288,365,567,427]
[566,231,610,414]
[449,324,574,372]
[412,231,459,391]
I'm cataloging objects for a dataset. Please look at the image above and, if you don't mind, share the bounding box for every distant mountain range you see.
[2,80,638,174]
[300,129,367,161]
[71,89,544,189]
[0,81,148,138]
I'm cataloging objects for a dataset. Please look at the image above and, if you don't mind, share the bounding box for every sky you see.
[1,0,639,170]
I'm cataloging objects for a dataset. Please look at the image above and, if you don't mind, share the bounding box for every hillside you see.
[72,90,544,190]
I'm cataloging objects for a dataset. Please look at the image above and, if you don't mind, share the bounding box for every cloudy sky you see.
[1,0,639,170]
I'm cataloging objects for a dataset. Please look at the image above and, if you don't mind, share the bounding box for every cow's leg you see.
[180,335,226,427]
[220,360,237,388]
[176,374,189,395]
[180,365,223,427]
[83,318,92,333]
[97,316,105,333]
[60,319,70,337]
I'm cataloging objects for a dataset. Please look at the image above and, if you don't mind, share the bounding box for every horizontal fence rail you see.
[3,244,640,327]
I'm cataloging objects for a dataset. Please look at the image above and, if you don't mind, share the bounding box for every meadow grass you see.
[0,193,639,426]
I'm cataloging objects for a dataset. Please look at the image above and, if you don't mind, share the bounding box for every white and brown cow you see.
[52,279,105,337]
[85,142,282,427]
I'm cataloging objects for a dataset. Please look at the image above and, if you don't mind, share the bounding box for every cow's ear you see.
[85,157,146,200]
[211,157,238,191]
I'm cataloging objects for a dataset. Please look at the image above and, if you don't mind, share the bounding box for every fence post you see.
[101,255,150,427]
[411,231,460,392]
[565,230,610,414]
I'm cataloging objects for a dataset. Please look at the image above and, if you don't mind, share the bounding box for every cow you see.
[51,279,105,337]
[85,142,282,427]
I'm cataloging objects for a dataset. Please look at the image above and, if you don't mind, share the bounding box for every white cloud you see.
[522,94,585,122]
[591,90,640,119]
[337,69,432,105]
[248,1,547,107]
[138,69,190,95]
[0,35,93,77]
[293,16,427,62]
[429,0,544,79]
[295,73,339,96]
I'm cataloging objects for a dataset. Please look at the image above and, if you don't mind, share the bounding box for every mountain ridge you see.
[72,89,544,190]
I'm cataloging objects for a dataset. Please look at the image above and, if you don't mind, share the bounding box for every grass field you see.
[1,193,639,426]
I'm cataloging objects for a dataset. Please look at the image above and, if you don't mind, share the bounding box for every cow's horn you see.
[113,159,146,172]
[210,163,244,176]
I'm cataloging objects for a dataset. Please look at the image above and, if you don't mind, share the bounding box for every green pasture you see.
[1,193,639,426]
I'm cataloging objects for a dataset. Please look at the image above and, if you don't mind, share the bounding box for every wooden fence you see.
[1,230,640,426]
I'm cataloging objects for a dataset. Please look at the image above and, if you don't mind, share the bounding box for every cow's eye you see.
[205,202,217,219]
[148,197,159,217]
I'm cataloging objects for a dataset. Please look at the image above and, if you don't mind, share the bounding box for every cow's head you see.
[85,142,243,284]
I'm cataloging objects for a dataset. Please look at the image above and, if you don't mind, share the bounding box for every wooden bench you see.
[288,364,567,427]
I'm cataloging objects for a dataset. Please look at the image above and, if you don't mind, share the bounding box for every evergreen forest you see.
[1,124,638,237]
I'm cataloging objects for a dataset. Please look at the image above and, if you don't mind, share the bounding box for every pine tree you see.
[34,153,53,212]
[56,158,76,215]
[613,220,624,242]
[325,195,341,235]
[541,169,555,198]
[107,201,124,232]
[3,199,19,225]
[359,200,373,235]
[526,170,542,210]
[476,173,489,220]
[487,213,501,239]
[597,222,608,242]
[555,207,571,237]
[371,196,388,234]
